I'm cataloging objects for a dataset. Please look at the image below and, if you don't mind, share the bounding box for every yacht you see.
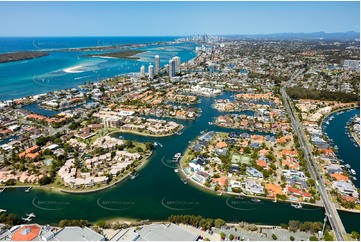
[291,203,303,209]
[350,169,356,175]
[251,197,260,202]
[129,172,139,180]
[174,169,179,173]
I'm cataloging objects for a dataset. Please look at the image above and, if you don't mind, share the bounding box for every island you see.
[85,50,144,60]
[0,51,49,63]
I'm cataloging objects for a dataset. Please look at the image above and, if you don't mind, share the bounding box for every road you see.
[280,70,346,241]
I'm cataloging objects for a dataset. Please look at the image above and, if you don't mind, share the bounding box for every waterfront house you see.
[245,180,264,195]
[330,173,350,182]
[265,183,283,197]
[324,164,343,174]
[332,181,359,197]
[286,186,312,201]
[246,167,264,179]
[51,226,105,241]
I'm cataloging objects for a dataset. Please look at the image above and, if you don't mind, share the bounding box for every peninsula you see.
[85,50,145,60]
[0,51,49,63]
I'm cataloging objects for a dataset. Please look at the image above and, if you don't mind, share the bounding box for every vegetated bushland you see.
[0,51,49,63]
[286,87,359,103]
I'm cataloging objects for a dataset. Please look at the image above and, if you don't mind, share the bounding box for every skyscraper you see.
[174,56,181,73]
[154,55,160,75]
[168,59,176,77]
[148,64,154,79]
[140,65,145,78]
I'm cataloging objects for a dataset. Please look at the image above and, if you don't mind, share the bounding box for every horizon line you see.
[0,31,359,38]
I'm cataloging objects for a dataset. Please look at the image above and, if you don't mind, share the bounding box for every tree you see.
[351,231,360,240]
[229,234,234,241]
[214,218,226,228]
[288,220,300,232]
[220,232,226,240]
[243,146,251,154]
[309,236,319,241]
[290,236,295,241]
[272,234,277,240]
[96,219,106,228]
[324,231,333,241]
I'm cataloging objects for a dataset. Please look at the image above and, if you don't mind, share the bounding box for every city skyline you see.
[0,1,359,36]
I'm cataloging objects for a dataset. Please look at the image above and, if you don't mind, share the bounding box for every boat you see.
[25,186,32,192]
[174,169,179,173]
[217,192,223,196]
[174,153,182,158]
[129,172,139,180]
[251,197,260,202]
[350,169,356,175]
[181,178,188,184]
[345,164,351,169]
[235,195,244,200]
[273,197,277,203]
[352,177,357,181]
[177,131,183,135]
[22,217,32,222]
[291,203,303,209]
[0,209,6,213]
[208,122,213,125]
[26,213,36,218]
[0,188,5,193]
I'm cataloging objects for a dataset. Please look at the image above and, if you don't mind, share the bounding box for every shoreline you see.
[0,150,154,195]
[109,124,184,138]
[178,135,360,215]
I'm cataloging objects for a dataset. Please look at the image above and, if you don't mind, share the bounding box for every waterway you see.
[0,92,359,232]
[323,108,360,188]
[0,37,198,101]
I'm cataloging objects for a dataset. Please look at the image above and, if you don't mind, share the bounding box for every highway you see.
[280,70,346,241]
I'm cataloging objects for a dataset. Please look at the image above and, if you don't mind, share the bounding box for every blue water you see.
[323,109,360,187]
[0,37,198,101]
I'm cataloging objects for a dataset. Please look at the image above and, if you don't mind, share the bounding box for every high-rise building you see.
[140,65,145,78]
[164,64,169,73]
[154,55,160,75]
[148,64,154,79]
[168,59,176,77]
[173,56,181,73]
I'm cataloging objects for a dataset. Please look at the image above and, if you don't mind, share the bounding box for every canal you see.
[0,92,359,232]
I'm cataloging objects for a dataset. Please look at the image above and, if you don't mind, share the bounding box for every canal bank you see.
[322,108,360,188]
[0,92,359,233]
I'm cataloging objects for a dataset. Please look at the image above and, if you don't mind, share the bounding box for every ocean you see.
[0,37,198,101]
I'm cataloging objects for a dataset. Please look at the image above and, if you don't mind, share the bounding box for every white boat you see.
[251,197,260,202]
[174,169,179,173]
[25,187,32,192]
[0,209,6,213]
[22,217,32,222]
[350,169,356,175]
[352,177,357,181]
[174,153,182,158]
[217,192,223,196]
[129,172,139,180]
[0,188,5,193]
[291,203,303,209]
[26,213,36,218]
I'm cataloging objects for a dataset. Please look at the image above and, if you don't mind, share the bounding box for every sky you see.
[0,1,359,36]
